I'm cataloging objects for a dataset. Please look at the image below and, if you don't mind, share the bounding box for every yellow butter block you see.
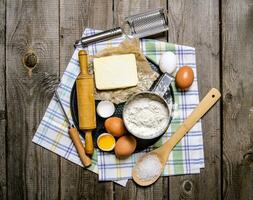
[93,54,138,90]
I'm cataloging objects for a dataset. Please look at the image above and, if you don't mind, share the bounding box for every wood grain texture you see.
[2,0,253,199]
[59,0,113,76]
[59,0,114,199]
[0,0,6,199]
[222,0,253,199]
[5,0,60,199]
[113,1,168,199]
[167,0,221,199]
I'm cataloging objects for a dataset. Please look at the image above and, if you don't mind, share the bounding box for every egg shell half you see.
[97,133,116,151]
[96,100,115,118]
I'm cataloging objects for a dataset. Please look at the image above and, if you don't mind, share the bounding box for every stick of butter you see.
[93,54,138,90]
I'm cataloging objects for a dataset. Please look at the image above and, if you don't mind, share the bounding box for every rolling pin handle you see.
[85,130,94,156]
[78,50,89,75]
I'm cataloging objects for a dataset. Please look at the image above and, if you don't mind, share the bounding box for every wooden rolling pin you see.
[76,50,96,156]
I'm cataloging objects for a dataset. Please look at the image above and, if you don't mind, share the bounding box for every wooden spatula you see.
[132,88,221,186]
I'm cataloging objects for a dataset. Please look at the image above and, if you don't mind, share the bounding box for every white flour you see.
[124,97,169,138]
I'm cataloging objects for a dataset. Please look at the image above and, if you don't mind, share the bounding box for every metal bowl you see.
[123,91,171,140]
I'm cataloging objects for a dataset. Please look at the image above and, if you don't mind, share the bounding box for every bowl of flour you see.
[123,92,170,139]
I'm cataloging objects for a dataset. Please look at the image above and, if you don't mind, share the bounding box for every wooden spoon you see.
[132,88,221,186]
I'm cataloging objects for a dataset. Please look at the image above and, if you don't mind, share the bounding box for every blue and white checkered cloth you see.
[33,28,204,187]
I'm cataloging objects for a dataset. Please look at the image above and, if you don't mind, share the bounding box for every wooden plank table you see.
[0,0,252,199]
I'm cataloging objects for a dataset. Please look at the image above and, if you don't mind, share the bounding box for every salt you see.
[136,154,162,180]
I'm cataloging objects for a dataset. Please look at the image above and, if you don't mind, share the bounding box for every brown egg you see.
[114,135,137,159]
[175,66,194,90]
[104,117,126,137]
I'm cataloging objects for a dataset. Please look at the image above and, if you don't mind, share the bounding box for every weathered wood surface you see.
[0,0,6,199]
[5,0,60,199]
[167,0,221,199]
[0,0,252,199]
[222,0,253,200]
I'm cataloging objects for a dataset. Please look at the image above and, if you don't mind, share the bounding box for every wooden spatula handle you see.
[85,131,94,155]
[164,88,221,151]
[69,127,92,167]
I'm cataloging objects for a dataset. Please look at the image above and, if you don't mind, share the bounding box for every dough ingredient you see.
[114,135,137,158]
[93,54,138,90]
[124,97,169,138]
[136,154,162,180]
[93,39,159,104]
[97,133,116,151]
[105,117,126,137]
[159,52,177,74]
[175,65,194,90]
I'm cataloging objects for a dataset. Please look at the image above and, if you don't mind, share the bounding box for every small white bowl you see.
[96,101,115,118]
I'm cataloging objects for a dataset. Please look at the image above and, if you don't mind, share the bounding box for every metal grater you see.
[75,8,168,48]
[125,8,168,38]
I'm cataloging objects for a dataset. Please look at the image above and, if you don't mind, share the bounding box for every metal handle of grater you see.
[74,27,123,48]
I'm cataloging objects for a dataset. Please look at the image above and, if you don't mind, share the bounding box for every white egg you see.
[159,52,177,74]
[97,101,115,118]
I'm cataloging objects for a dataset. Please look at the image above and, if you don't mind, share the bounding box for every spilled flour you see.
[124,97,169,138]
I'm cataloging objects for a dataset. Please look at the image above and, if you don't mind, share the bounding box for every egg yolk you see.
[97,134,115,151]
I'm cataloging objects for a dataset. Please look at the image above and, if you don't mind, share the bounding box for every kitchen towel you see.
[32,28,204,187]
[97,40,204,182]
